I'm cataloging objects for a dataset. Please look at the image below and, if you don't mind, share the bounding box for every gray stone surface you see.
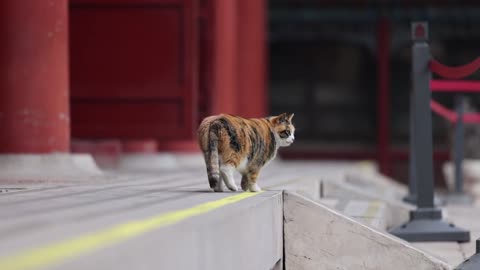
[1,157,478,269]
[51,192,284,270]
[0,160,357,270]
[284,191,451,270]
[320,178,413,229]
[0,169,284,270]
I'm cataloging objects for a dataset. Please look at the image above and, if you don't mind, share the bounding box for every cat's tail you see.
[206,122,221,188]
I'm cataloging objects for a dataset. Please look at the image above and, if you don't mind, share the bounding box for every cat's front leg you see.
[241,170,261,192]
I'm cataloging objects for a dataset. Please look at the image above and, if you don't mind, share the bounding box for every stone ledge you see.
[284,191,451,270]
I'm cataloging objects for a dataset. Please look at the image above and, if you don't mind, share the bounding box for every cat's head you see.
[270,113,295,147]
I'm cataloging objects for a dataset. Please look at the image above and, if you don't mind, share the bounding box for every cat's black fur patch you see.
[219,118,241,152]
[248,125,264,163]
[266,130,277,161]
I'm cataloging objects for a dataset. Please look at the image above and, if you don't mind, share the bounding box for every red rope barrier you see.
[464,114,480,124]
[430,100,480,124]
[430,80,480,93]
[430,58,480,79]
[430,100,456,122]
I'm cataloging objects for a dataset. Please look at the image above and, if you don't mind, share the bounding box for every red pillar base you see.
[0,154,102,184]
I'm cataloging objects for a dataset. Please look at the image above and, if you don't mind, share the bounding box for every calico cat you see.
[198,113,295,192]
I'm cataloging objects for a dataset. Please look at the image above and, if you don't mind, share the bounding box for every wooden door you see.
[70,0,198,140]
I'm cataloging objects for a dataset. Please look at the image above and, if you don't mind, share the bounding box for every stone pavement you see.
[0,154,479,269]
[340,162,480,267]
[0,155,356,270]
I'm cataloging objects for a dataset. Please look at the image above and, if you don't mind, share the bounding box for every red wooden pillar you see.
[210,0,238,115]
[377,17,391,175]
[237,0,267,118]
[0,1,70,153]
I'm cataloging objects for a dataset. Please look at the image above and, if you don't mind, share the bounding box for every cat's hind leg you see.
[220,164,238,192]
[213,176,224,192]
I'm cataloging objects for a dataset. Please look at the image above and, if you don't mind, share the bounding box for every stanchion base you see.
[389,209,470,242]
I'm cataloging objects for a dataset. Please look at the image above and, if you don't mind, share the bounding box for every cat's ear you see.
[279,113,294,123]
[287,113,294,122]
[279,113,289,123]
[271,113,286,125]
[272,113,293,125]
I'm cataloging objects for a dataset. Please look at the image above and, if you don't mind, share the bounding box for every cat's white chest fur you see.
[236,158,249,174]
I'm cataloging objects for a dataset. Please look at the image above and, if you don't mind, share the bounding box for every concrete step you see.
[53,191,284,270]
[315,163,414,229]
[339,199,388,230]
[284,191,452,270]
[320,179,412,229]
[315,198,389,231]
[343,162,409,203]
[320,198,389,230]
[261,164,392,231]
[265,161,409,231]
[0,170,283,270]
[276,175,410,231]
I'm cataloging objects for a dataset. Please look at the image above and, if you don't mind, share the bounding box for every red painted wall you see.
[70,0,198,146]
[69,0,267,152]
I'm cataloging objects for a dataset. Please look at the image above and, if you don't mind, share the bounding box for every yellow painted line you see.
[355,160,376,171]
[0,191,262,270]
[364,201,382,217]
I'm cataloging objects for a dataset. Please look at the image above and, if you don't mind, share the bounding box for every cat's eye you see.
[280,130,290,138]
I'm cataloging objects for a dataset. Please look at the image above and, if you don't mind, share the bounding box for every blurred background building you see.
[1,0,480,185]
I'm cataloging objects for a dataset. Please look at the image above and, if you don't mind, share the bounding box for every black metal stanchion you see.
[447,95,473,204]
[403,91,417,204]
[389,22,470,242]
